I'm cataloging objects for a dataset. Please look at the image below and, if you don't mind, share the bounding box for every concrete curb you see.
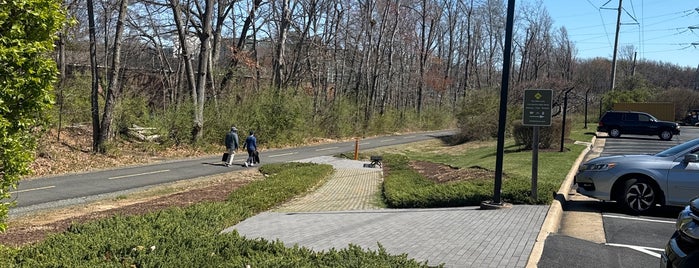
[525,135,596,267]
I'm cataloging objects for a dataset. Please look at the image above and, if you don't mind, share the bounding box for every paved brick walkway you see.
[224,156,549,267]
[274,167,383,212]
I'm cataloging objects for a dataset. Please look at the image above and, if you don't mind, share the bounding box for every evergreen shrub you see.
[512,117,571,149]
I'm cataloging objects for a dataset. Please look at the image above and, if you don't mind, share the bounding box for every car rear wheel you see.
[608,128,621,138]
[621,178,657,214]
[659,130,673,140]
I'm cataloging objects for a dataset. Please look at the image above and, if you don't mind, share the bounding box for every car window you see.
[623,113,638,121]
[638,114,652,122]
[602,112,621,121]
[656,139,699,157]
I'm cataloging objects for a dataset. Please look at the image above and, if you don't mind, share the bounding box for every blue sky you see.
[534,0,698,68]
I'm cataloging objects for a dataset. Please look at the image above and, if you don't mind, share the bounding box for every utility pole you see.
[632,52,637,76]
[609,0,623,91]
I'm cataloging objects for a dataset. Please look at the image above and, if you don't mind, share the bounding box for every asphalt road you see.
[539,127,699,268]
[6,130,454,217]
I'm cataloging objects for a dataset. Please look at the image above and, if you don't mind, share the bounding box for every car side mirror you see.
[684,154,699,163]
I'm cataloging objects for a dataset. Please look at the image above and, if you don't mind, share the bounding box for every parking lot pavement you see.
[222,156,551,267]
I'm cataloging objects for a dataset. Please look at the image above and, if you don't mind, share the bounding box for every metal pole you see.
[560,88,573,152]
[610,0,623,91]
[532,126,539,201]
[493,0,516,204]
[584,90,589,129]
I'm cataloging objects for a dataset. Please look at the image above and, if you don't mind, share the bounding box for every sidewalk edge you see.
[525,136,596,268]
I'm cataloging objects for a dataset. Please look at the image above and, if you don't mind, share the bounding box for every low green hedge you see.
[0,163,438,267]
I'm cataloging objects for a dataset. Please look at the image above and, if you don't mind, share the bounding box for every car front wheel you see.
[608,128,621,138]
[659,130,673,140]
[621,178,657,214]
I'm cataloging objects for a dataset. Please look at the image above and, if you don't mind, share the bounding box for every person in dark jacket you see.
[224,127,239,167]
[244,130,257,167]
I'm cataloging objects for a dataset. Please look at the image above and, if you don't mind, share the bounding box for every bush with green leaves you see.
[0,0,66,231]
[512,117,571,149]
[53,72,94,125]
[419,106,455,130]
[147,102,195,146]
[655,88,699,121]
[113,92,151,134]
[600,88,653,112]
[316,98,361,138]
[454,89,519,143]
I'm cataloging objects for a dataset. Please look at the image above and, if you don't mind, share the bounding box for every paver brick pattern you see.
[274,167,383,212]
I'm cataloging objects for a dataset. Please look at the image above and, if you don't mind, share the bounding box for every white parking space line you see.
[606,243,663,258]
[380,138,396,142]
[402,136,416,139]
[108,169,170,180]
[603,214,675,224]
[359,142,370,145]
[268,152,297,158]
[10,185,56,194]
[315,147,338,151]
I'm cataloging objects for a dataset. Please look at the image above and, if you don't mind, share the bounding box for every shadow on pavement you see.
[563,197,683,219]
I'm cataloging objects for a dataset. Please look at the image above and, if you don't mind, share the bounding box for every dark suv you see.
[597,111,680,140]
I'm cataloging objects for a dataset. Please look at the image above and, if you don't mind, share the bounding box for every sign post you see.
[522,89,552,201]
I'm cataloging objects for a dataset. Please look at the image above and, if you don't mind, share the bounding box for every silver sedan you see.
[575,138,699,214]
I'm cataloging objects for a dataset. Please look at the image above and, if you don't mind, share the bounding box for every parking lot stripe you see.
[606,243,663,258]
[603,214,674,224]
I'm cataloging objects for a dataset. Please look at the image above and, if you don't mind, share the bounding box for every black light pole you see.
[560,87,574,152]
[584,89,590,129]
[492,0,516,205]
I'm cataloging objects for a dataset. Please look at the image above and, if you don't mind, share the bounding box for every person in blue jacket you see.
[244,130,257,167]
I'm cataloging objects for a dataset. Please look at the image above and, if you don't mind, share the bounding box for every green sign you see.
[523,89,552,126]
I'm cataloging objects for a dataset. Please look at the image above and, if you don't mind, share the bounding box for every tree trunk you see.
[273,0,290,91]
[170,0,197,139]
[57,32,66,142]
[97,0,129,153]
[191,0,215,143]
[87,0,101,153]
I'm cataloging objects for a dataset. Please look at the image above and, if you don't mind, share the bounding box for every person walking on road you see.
[224,127,239,167]
[244,130,257,167]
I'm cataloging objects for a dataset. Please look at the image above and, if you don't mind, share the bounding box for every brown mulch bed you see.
[409,160,494,183]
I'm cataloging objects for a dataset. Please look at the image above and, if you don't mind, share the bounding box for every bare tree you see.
[218,0,265,92]
[168,0,215,142]
[87,0,101,152]
[170,0,198,130]
[96,0,130,152]
[272,0,291,91]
